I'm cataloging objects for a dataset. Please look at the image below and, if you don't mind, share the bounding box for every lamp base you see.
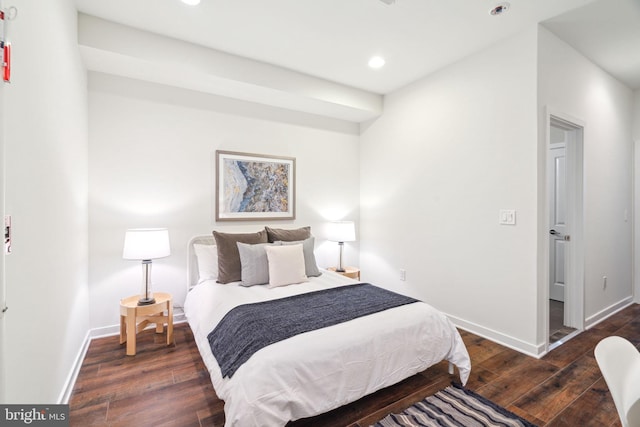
[335,268,346,272]
[137,297,156,306]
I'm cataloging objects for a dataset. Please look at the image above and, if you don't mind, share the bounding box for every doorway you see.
[547,113,584,349]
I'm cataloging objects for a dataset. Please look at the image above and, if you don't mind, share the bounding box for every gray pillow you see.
[213,230,268,283]
[277,237,322,277]
[265,226,311,243]
[237,242,272,286]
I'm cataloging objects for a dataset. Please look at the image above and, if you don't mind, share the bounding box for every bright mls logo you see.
[1,405,69,426]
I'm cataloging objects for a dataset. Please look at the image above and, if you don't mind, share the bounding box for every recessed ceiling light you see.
[368,56,386,69]
[490,2,510,16]
[181,0,201,5]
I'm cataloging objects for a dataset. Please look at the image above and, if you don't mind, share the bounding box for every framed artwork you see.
[215,150,296,221]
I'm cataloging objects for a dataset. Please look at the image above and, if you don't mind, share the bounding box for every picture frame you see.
[215,150,296,221]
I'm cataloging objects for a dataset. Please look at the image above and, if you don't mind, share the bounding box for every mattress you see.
[184,269,471,426]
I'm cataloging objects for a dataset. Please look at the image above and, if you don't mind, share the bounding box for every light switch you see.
[499,209,516,225]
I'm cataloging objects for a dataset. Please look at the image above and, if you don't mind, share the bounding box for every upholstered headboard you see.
[187,234,215,291]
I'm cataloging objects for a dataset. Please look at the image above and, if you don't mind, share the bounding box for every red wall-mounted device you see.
[2,42,10,82]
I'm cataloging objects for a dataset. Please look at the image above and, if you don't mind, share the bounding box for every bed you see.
[184,232,471,426]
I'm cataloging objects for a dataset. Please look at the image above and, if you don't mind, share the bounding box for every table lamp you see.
[327,221,356,272]
[123,228,170,305]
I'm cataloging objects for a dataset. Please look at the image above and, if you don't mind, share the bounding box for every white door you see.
[549,140,567,302]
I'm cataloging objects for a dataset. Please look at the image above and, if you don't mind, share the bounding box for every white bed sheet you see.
[184,270,471,427]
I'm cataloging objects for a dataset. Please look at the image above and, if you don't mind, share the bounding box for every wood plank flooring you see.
[69,304,640,426]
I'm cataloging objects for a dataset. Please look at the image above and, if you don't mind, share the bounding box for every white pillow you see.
[264,244,308,288]
[193,244,218,283]
[275,237,322,277]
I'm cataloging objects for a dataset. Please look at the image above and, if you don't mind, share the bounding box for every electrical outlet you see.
[400,269,406,281]
[499,209,516,225]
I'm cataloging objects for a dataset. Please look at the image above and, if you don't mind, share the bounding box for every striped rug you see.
[374,383,537,427]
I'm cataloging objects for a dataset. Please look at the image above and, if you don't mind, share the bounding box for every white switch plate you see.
[499,209,516,225]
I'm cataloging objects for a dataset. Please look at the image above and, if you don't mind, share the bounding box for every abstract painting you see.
[215,151,296,221]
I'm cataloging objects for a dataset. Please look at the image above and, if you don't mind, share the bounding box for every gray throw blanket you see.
[208,283,419,378]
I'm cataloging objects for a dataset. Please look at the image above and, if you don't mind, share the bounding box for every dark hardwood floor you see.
[549,300,577,344]
[69,304,640,426]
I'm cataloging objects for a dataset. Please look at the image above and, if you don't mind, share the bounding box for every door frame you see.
[544,108,585,351]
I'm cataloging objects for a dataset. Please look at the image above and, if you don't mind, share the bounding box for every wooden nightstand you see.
[119,292,174,356]
[328,266,360,281]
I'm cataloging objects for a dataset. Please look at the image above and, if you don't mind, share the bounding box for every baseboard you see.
[57,329,91,404]
[446,313,544,358]
[585,297,634,329]
[58,300,634,404]
[58,308,187,403]
[447,297,636,360]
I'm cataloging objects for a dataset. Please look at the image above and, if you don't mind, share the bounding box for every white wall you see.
[538,27,634,325]
[634,90,640,301]
[0,0,6,403]
[634,91,640,140]
[88,73,360,331]
[360,28,540,353]
[3,0,90,403]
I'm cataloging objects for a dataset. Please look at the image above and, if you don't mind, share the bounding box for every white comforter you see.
[184,270,471,427]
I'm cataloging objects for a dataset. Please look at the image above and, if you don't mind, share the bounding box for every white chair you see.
[594,336,640,427]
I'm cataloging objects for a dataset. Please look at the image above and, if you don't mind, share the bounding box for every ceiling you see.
[541,0,640,90]
[73,0,640,121]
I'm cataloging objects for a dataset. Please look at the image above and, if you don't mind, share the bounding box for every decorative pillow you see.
[264,244,308,288]
[213,230,268,283]
[237,242,272,287]
[265,226,311,243]
[193,244,218,283]
[276,237,321,277]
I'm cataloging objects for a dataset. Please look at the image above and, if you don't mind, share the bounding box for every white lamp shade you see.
[327,221,356,243]
[123,228,171,260]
